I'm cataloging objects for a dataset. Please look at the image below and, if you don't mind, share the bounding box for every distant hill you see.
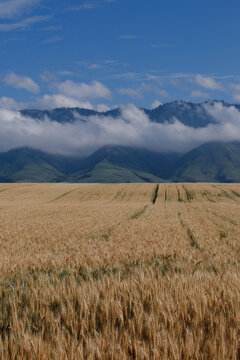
[1,142,240,183]
[165,142,240,182]
[76,145,179,177]
[0,147,82,183]
[0,146,177,183]
[70,146,179,183]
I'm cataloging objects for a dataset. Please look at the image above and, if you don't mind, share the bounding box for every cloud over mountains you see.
[0,101,240,156]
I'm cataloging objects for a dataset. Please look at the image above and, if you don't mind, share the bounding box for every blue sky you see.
[1,0,240,110]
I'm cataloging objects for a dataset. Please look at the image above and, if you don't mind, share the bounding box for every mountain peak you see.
[20,100,238,129]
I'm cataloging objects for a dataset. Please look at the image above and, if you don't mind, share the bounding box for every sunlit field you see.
[1,183,240,359]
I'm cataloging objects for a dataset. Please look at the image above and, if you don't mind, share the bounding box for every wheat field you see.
[1,183,240,359]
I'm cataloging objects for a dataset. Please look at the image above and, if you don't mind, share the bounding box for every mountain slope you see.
[77,145,179,177]
[165,142,240,182]
[0,146,176,183]
[0,148,83,182]
[2,142,240,183]
[70,146,178,183]
[71,160,163,183]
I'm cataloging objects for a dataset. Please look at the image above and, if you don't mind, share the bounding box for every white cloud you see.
[66,2,99,11]
[75,60,118,70]
[34,94,111,112]
[58,70,74,76]
[88,64,102,69]
[4,72,40,93]
[1,102,240,156]
[57,80,112,99]
[190,90,210,99]
[194,74,223,90]
[118,88,142,98]
[66,0,116,11]
[34,94,94,110]
[118,83,152,99]
[230,83,240,92]
[229,83,240,103]
[104,59,118,65]
[0,15,50,31]
[0,97,26,110]
[40,71,59,83]
[151,100,162,109]
[0,0,39,18]
[96,104,111,112]
[114,72,140,80]
[233,94,240,103]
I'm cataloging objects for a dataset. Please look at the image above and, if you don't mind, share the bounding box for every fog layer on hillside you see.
[0,102,239,156]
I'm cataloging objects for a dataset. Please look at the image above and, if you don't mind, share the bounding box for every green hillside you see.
[165,142,240,182]
[1,142,240,183]
[71,160,164,183]
[0,146,171,183]
[0,148,79,182]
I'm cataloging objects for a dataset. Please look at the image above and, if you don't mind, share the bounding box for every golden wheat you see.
[1,183,240,359]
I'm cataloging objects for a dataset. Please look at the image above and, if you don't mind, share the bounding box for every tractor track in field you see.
[50,187,82,202]
[151,184,159,204]
[211,185,236,201]
[178,212,203,252]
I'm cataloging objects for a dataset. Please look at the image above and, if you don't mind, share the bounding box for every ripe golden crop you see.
[1,183,240,359]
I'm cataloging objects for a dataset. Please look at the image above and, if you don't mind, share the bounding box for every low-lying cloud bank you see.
[0,102,240,156]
